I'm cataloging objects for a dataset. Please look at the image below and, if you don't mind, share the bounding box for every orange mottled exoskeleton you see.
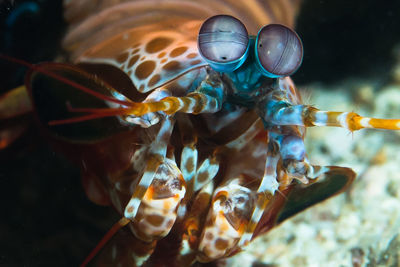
[2,0,400,266]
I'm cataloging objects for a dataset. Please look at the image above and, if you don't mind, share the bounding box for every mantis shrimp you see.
[1,0,400,266]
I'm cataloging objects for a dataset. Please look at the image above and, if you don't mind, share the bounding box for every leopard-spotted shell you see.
[63,0,302,93]
[59,0,304,266]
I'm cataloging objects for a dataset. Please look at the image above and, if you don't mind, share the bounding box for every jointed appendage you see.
[4,11,400,266]
[79,69,400,264]
[260,98,400,131]
[49,71,226,125]
[238,134,280,247]
[234,82,400,247]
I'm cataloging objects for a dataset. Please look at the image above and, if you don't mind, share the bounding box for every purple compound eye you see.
[255,24,303,78]
[198,15,249,72]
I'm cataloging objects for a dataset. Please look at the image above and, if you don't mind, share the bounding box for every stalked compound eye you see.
[255,24,303,78]
[198,15,249,72]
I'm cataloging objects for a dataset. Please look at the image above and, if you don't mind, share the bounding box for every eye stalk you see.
[255,24,303,78]
[198,15,249,72]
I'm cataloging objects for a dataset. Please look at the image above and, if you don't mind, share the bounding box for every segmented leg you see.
[77,72,228,266]
[181,114,265,202]
[177,112,220,196]
[197,175,257,262]
[177,114,198,199]
[50,70,227,125]
[238,134,280,247]
[179,181,215,265]
[226,83,400,248]
[179,118,265,262]
[124,116,186,244]
[238,123,354,247]
[192,154,220,192]
[123,87,171,127]
[125,117,175,218]
[260,98,400,131]
[80,117,184,266]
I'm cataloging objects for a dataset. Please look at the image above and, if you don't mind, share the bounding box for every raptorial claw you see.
[198,176,256,262]
[125,157,186,241]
